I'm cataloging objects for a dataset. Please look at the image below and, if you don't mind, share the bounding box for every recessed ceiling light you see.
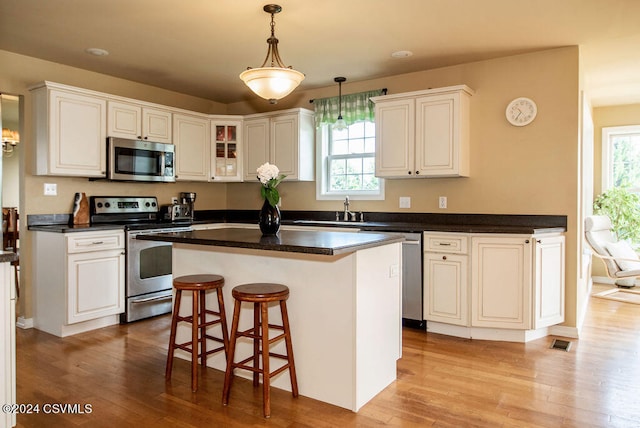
[85,48,109,56]
[391,50,413,58]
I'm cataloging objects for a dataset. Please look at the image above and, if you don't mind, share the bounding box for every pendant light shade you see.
[333,77,347,131]
[240,4,305,104]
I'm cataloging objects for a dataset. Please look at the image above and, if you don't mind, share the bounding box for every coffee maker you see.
[180,192,196,221]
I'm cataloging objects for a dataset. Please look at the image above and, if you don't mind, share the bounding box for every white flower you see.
[256,162,280,185]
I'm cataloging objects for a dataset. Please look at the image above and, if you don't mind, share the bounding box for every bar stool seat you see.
[166,274,229,392]
[222,283,298,418]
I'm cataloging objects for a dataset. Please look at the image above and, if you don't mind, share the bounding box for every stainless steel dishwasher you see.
[401,233,425,329]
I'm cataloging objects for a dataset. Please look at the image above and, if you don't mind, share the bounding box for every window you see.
[314,88,385,200]
[316,121,384,199]
[602,125,640,193]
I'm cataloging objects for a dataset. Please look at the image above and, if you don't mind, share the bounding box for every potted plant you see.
[593,186,640,247]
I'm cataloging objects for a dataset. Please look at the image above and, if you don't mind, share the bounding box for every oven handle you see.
[131,294,173,304]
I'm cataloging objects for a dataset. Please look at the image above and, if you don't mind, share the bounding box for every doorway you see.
[1,93,22,309]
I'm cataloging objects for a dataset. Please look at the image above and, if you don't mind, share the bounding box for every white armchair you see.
[585,215,640,288]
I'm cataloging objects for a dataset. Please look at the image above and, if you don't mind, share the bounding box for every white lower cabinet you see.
[33,230,125,337]
[471,235,532,329]
[424,233,468,326]
[1,261,16,428]
[424,232,565,341]
[533,235,566,328]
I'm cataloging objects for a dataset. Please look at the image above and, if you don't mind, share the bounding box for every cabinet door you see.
[211,120,243,181]
[374,99,415,177]
[67,249,125,324]
[0,262,15,428]
[142,107,172,144]
[424,253,468,326]
[173,113,210,181]
[271,113,299,179]
[533,235,565,328]
[243,117,270,181]
[48,89,107,177]
[415,93,458,176]
[108,100,142,139]
[471,236,532,329]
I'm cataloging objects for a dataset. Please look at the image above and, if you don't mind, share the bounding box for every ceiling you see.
[2,0,640,107]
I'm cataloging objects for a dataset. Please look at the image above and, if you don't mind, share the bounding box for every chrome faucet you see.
[343,196,354,221]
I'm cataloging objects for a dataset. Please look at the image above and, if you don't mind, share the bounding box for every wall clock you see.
[505,97,537,126]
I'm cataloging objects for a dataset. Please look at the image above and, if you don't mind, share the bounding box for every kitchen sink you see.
[292,220,370,227]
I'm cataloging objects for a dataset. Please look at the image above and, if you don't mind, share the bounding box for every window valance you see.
[313,89,385,127]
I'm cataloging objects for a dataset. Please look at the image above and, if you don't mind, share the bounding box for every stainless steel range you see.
[89,196,192,323]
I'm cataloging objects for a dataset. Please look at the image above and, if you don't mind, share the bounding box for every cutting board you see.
[72,192,90,225]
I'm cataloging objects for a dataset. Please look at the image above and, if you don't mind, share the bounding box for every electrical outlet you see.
[44,183,57,196]
[399,196,411,209]
[439,196,447,209]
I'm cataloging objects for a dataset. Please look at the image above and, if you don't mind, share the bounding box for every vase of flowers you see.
[257,162,286,235]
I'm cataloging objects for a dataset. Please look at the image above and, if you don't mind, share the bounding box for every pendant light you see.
[240,4,305,104]
[333,77,347,131]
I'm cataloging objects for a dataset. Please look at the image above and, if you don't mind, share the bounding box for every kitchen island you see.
[138,227,404,412]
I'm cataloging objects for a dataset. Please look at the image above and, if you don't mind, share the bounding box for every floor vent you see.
[550,339,572,352]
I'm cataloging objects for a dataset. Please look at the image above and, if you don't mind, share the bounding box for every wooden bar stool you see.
[222,283,298,418]
[166,274,229,392]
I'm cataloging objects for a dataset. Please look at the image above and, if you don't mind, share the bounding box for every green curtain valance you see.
[314,89,384,127]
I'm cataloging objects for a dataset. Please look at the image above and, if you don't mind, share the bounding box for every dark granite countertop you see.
[0,251,18,263]
[27,210,567,235]
[284,220,565,235]
[28,223,125,233]
[136,227,405,256]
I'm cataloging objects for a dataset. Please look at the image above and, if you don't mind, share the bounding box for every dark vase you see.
[259,199,281,235]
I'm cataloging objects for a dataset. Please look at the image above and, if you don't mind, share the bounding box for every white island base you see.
[170,241,402,412]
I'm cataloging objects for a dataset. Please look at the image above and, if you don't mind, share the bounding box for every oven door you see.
[126,228,188,296]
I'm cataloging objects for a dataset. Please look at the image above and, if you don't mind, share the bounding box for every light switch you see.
[389,264,399,277]
[399,196,411,209]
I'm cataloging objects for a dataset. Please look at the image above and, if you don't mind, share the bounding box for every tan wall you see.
[1,47,582,330]
[230,47,583,328]
[590,103,640,277]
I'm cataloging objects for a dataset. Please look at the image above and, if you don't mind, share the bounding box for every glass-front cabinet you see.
[211,118,243,181]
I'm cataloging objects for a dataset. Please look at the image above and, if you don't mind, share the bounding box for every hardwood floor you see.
[15,289,640,427]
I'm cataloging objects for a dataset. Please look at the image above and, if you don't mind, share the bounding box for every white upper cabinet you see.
[29,82,314,181]
[211,117,243,182]
[173,113,211,182]
[371,85,473,178]
[107,100,172,144]
[243,108,314,181]
[31,82,107,177]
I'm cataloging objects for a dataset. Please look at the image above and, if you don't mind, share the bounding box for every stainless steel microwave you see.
[107,137,175,182]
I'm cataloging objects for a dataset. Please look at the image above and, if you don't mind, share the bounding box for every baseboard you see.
[16,316,34,329]
[592,275,640,286]
[549,325,579,339]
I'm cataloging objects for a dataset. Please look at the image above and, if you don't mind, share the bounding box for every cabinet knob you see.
[525,240,530,244]
[537,239,541,243]
[408,171,412,175]
[415,171,420,175]
[137,136,142,139]
[442,255,447,260]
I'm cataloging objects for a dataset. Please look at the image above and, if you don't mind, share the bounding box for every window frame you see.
[602,125,640,193]
[315,122,385,201]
